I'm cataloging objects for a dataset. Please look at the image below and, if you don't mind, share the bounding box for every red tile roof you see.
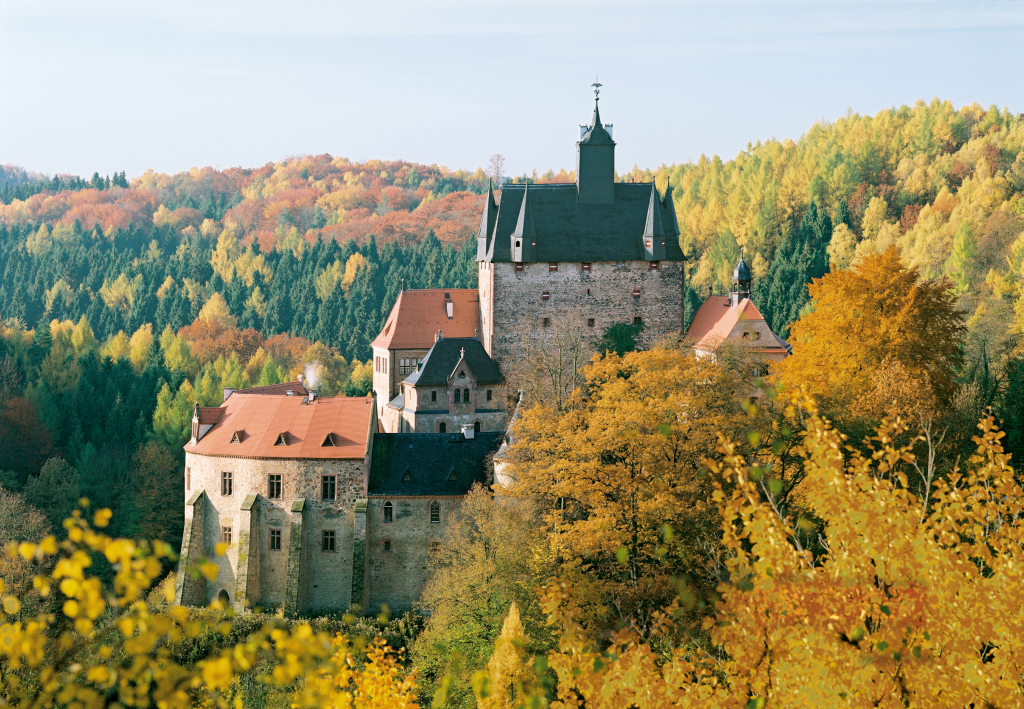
[685,296,789,354]
[230,381,308,397]
[184,394,374,460]
[196,407,224,425]
[371,289,480,350]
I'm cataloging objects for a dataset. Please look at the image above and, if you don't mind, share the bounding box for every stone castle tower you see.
[476,95,688,366]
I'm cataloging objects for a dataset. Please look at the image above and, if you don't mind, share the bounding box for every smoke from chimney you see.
[304,362,320,389]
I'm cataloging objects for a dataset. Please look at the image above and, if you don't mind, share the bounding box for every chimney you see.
[309,391,316,403]
[461,423,475,440]
[435,329,443,342]
[297,373,304,384]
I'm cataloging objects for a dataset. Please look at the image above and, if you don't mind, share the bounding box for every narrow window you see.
[383,501,394,523]
[221,526,232,544]
[454,389,461,403]
[542,318,550,327]
[650,261,660,271]
[541,291,550,301]
[268,474,282,499]
[514,262,524,272]
[439,423,447,433]
[431,390,437,402]
[581,263,591,272]
[322,530,335,552]
[486,389,492,401]
[587,318,595,327]
[633,317,643,325]
[383,540,392,552]
[586,288,590,295]
[463,387,470,402]
[322,475,336,500]
[221,471,233,496]
[474,421,481,433]
[632,288,641,298]
[549,263,558,272]
[186,467,191,491]
[430,501,440,524]
[269,529,281,551]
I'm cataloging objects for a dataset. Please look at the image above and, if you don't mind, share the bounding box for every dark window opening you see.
[221,526,232,544]
[463,387,470,402]
[269,529,281,551]
[383,540,392,552]
[542,318,550,327]
[581,263,591,272]
[454,389,461,403]
[221,471,233,496]
[439,423,447,433]
[514,262,524,272]
[268,474,282,499]
[430,501,440,524]
[383,501,394,523]
[474,421,481,433]
[650,261,659,271]
[587,318,595,327]
[632,288,641,298]
[541,291,550,300]
[431,390,437,402]
[322,530,335,552]
[322,475,336,500]
[633,317,643,325]
[486,389,492,401]
[549,263,558,272]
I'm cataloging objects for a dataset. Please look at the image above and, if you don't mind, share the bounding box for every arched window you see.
[464,388,470,402]
[454,389,461,403]
[430,501,440,524]
[439,422,447,433]
[218,589,230,607]
[383,501,393,523]
[474,421,481,433]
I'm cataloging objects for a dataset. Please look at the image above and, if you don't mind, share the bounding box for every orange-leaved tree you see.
[528,397,1024,708]
[774,247,964,411]
[0,504,419,709]
[506,347,752,632]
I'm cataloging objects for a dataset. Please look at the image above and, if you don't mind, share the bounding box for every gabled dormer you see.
[642,183,667,260]
[477,180,498,261]
[191,402,223,444]
[510,183,536,263]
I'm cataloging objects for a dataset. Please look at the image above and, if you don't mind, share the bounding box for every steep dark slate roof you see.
[369,432,503,496]
[403,337,503,387]
[481,182,685,263]
[579,102,615,145]
[733,256,751,282]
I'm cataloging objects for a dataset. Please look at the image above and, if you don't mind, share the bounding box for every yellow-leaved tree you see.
[476,602,534,709]
[0,505,420,709]
[530,396,1024,707]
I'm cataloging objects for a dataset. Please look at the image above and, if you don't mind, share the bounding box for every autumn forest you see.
[3,98,1024,707]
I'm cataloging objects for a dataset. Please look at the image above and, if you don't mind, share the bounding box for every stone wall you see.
[182,453,366,614]
[365,496,461,613]
[480,260,684,368]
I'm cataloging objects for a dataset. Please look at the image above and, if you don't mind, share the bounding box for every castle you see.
[175,94,784,616]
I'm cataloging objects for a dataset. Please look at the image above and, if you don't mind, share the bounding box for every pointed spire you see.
[511,182,536,261]
[661,179,680,236]
[643,182,665,238]
[477,178,499,261]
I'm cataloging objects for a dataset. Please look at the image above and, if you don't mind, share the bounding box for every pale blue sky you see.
[1,0,1022,180]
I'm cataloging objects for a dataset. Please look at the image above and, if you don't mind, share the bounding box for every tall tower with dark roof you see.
[476,89,687,367]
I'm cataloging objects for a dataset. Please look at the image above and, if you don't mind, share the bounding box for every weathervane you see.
[592,76,602,101]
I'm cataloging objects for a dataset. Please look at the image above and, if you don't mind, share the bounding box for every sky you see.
[1,0,1023,180]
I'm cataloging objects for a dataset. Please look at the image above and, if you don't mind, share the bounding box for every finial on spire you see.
[592,75,602,101]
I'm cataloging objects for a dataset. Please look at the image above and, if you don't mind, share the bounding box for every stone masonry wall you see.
[480,260,684,368]
[183,453,365,614]
[365,496,461,613]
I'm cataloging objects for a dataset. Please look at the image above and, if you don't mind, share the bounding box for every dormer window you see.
[230,431,244,444]
[401,468,413,482]
[458,370,466,379]
[274,433,288,446]
[742,331,761,341]
[447,468,458,481]
[321,433,336,447]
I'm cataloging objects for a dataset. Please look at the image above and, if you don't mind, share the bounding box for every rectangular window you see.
[431,390,437,402]
[186,467,191,491]
[221,471,233,496]
[581,263,591,272]
[268,474,282,499]
[322,530,335,552]
[383,540,392,552]
[587,318,595,327]
[221,526,232,544]
[514,262,524,272]
[549,263,558,272]
[632,288,641,298]
[633,317,643,325]
[650,261,660,271]
[486,389,492,401]
[269,529,281,551]
[541,291,550,301]
[322,475,336,501]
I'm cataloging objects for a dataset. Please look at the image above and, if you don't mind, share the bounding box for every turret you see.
[731,250,751,308]
[576,94,615,204]
[510,182,536,262]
